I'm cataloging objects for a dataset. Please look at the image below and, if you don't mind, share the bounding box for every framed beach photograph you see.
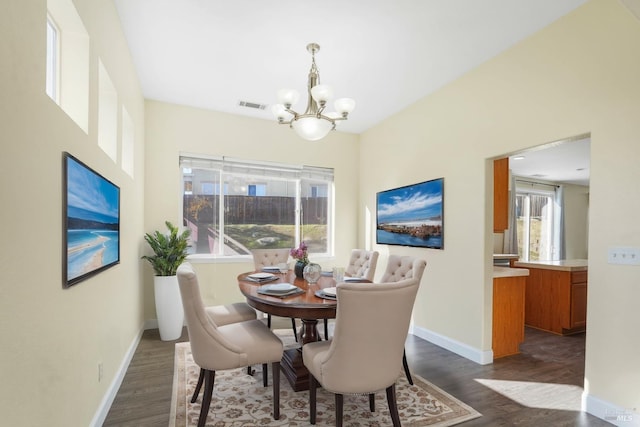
[63,152,120,287]
[376,177,444,249]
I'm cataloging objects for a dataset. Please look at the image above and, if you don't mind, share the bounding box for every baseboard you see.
[89,325,145,427]
[584,392,640,426]
[412,325,493,365]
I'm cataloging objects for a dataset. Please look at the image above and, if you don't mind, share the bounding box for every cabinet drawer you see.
[571,271,587,284]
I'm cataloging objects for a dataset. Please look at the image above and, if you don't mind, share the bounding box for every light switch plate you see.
[607,247,640,265]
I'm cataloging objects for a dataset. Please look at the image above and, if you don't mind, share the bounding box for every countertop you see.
[493,253,520,260]
[493,266,530,278]
[512,259,588,272]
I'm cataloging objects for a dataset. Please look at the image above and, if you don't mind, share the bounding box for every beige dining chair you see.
[323,249,379,339]
[303,279,421,427]
[380,254,427,385]
[345,249,379,280]
[177,262,284,426]
[191,302,258,403]
[251,248,299,341]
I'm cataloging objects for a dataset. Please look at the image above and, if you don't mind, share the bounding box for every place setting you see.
[315,286,337,300]
[242,272,279,283]
[257,282,303,298]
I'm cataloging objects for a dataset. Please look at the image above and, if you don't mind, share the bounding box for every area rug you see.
[170,332,481,427]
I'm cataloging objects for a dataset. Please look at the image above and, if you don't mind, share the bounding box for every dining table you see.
[238,269,367,391]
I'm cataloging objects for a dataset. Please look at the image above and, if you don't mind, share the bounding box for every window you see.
[46,15,59,101]
[98,60,118,162]
[516,187,555,261]
[180,155,334,258]
[46,0,90,132]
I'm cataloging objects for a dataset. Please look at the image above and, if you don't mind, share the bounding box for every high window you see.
[180,155,333,259]
[515,188,555,261]
[45,15,59,101]
[46,0,90,132]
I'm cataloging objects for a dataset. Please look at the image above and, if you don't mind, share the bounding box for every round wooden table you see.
[238,270,340,391]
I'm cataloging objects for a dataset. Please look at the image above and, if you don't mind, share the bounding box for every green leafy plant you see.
[141,221,191,276]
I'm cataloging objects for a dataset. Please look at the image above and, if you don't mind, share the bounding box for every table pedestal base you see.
[281,348,308,391]
[280,318,321,391]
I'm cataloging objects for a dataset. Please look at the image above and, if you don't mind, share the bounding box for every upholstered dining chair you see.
[177,263,284,427]
[191,302,258,403]
[251,248,299,341]
[323,249,379,340]
[380,254,427,385]
[303,279,421,427]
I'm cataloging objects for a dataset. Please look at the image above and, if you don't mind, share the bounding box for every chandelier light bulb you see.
[334,98,356,117]
[310,84,334,107]
[277,89,300,109]
[291,116,333,141]
[271,104,290,122]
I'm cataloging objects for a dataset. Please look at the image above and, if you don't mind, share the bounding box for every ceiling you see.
[508,137,590,186]
[113,1,593,186]
[114,0,587,135]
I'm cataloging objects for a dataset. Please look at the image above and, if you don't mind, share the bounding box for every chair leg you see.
[197,370,215,427]
[272,362,280,420]
[309,374,317,425]
[369,393,376,412]
[247,365,254,376]
[386,384,401,427]
[335,394,344,427]
[191,368,205,403]
[324,319,329,340]
[403,348,413,385]
[291,318,298,342]
[267,314,272,328]
[262,363,268,387]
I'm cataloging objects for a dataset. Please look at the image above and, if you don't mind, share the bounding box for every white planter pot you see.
[154,275,185,341]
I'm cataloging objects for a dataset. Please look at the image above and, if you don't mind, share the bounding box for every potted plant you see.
[142,221,191,341]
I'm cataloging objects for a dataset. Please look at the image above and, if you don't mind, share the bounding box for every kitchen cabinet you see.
[492,267,529,359]
[512,260,588,335]
[493,157,509,232]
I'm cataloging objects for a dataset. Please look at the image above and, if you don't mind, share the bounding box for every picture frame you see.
[63,152,120,287]
[376,177,444,249]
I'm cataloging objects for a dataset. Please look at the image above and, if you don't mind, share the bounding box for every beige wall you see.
[360,0,639,416]
[563,183,589,259]
[143,101,360,316]
[0,0,145,425]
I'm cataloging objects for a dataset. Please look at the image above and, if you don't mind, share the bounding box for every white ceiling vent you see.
[238,100,267,110]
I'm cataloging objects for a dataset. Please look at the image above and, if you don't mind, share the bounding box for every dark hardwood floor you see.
[103,326,612,426]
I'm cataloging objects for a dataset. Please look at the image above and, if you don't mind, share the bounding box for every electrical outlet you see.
[607,247,640,265]
[98,362,103,382]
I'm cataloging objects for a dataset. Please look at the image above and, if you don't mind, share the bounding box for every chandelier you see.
[272,43,355,141]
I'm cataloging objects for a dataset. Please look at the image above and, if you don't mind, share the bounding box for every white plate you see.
[263,283,298,292]
[248,272,277,280]
[343,276,363,282]
[262,266,280,271]
[323,287,337,296]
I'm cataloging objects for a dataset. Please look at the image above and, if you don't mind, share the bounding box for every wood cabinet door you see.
[493,158,509,233]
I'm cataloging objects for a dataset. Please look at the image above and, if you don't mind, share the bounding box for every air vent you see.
[238,100,267,110]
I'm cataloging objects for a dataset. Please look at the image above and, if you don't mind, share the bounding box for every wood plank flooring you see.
[103,327,612,426]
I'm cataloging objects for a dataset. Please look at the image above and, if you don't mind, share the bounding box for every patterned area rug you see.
[170,332,481,427]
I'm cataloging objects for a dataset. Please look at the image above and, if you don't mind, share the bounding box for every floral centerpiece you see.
[290,242,309,278]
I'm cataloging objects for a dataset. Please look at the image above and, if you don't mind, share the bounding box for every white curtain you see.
[503,172,518,255]
[554,185,566,260]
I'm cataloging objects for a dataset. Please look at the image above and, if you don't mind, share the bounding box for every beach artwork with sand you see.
[65,154,120,285]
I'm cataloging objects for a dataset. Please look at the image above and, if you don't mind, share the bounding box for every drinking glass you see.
[332,267,345,283]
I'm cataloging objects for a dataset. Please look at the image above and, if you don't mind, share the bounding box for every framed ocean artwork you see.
[63,152,120,287]
[376,178,444,250]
